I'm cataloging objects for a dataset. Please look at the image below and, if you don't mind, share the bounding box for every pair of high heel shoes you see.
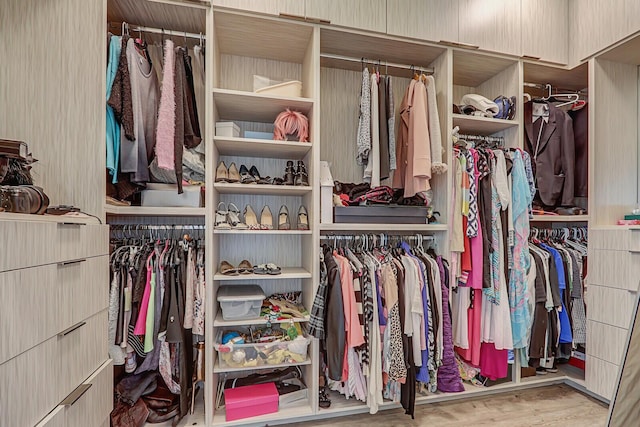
[275,205,309,230]
[215,161,270,185]
[245,204,309,230]
[277,160,308,187]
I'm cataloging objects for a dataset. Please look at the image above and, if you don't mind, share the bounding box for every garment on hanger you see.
[310,236,463,419]
[523,101,575,208]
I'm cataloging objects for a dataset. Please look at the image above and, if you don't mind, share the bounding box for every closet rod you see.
[320,53,434,75]
[109,224,206,231]
[109,22,203,40]
[523,81,588,95]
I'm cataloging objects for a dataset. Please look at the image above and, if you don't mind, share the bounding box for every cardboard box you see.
[224,382,279,422]
[216,121,241,138]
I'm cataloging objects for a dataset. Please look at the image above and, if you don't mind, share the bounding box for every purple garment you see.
[376,272,387,326]
[436,257,465,393]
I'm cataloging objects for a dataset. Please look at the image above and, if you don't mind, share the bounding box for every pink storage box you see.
[224,382,279,422]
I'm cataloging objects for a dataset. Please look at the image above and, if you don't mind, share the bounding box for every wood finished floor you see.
[287,385,608,427]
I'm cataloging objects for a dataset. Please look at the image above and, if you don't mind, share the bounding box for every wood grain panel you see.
[219,54,303,92]
[0,221,108,272]
[590,59,638,226]
[586,355,619,400]
[587,320,628,365]
[587,249,640,290]
[458,0,521,56]
[589,228,635,250]
[568,0,640,65]
[108,0,207,33]
[386,0,458,44]
[585,284,636,329]
[521,0,568,65]
[306,0,386,33]
[213,0,305,17]
[65,360,113,427]
[453,50,518,87]
[214,10,314,63]
[0,0,105,218]
[320,28,446,71]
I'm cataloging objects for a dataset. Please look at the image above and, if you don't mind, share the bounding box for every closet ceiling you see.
[215,12,313,63]
[107,0,207,34]
[452,50,517,87]
[523,62,588,91]
[320,28,445,75]
[599,36,640,66]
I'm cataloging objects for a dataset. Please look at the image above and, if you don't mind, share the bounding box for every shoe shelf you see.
[211,397,312,427]
[452,113,519,136]
[214,136,312,160]
[104,206,206,216]
[213,312,310,327]
[213,358,312,374]
[319,223,448,232]
[214,228,312,235]
[530,215,589,223]
[214,267,312,281]
[213,88,314,123]
[213,182,312,196]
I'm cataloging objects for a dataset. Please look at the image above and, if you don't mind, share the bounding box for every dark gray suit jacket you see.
[524,101,575,207]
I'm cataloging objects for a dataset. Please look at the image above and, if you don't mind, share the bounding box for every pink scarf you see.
[155,40,176,170]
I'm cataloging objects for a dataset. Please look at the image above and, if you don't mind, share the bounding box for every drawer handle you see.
[58,321,86,337]
[521,55,541,60]
[628,289,638,294]
[58,258,87,267]
[57,222,86,227]
[61,384,92,407]
[439,40,480,50]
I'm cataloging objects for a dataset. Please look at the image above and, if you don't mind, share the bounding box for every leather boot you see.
[294,161,309,186]
[284,160,295,186]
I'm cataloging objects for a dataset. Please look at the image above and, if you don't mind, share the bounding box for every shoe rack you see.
[206,10,320,425]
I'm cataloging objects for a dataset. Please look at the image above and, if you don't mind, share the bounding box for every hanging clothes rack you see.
[320,53,435,75]
[108,21,204,41]
[523,82,588,96]
[110,224,206,240]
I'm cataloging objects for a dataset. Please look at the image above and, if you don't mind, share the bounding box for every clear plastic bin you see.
[214,328,311,370]
[217,284,265,321]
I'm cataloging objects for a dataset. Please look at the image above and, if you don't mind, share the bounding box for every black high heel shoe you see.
[284,160,295,186]
[250,165,271,184]
[294,160,309,186]
[239,164,256,184]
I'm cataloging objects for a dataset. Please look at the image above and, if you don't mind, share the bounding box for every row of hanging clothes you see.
[527,226,587,374]
[106,22,206,203]
[108,224,206,426]
[523,83,589,212]
[309,234,464,420]
[449,130,537,381]
[355,60,447,199]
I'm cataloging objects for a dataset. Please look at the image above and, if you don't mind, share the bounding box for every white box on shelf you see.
[255,80,303,98]
[217,284,265,321]
[320,161,334,224]
[141,183,202,207]
[216,121,242,138]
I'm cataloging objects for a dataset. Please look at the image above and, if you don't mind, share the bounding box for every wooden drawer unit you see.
[586,320,628,365]
[36,360,112,427]
[0,256,108,364]
[586,356,619,401]
[0,220,108,272]
[0,310,108,427]
[587,249,640,291]
[585,284,637,329]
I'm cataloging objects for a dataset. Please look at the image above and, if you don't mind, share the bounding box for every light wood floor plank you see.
[288,385,608,426]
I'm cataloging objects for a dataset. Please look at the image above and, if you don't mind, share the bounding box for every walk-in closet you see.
[2,1,640,427]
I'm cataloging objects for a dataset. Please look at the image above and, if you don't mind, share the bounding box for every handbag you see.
[493,95,516,120]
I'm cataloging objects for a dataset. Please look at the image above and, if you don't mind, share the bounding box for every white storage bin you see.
[217,284,265,321]
[141,183,202,207]
[320,161,334,224]
[255,80,303,98]
[216,121,242,138]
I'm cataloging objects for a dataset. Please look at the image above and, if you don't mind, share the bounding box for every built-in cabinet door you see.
[569,0,640,64]
[522,0,568,64]
[305,0,386,33]
[212,0,305,18]
[458,0,521,56]
[386,0,458,44]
